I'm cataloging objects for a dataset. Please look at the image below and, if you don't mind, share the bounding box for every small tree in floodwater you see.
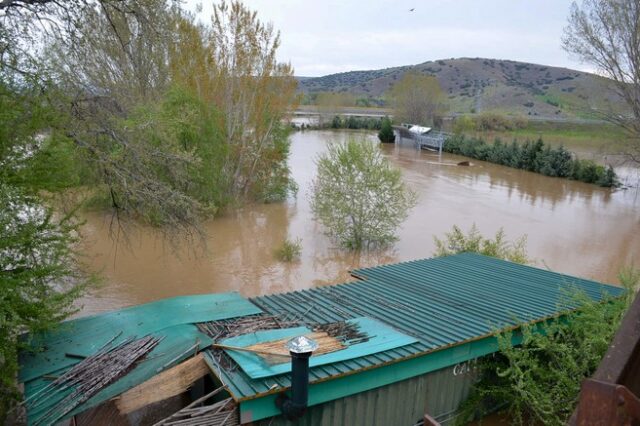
[377,117,395,143]
[310,139,416,249]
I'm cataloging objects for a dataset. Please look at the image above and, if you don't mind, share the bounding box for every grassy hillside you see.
[297,58,625,120]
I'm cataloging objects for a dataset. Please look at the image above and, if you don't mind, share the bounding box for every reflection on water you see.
[78,130,640,315]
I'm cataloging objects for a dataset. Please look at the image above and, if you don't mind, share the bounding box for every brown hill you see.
[297,58,625,120]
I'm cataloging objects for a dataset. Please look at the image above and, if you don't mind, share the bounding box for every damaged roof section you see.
[19,292,261,425]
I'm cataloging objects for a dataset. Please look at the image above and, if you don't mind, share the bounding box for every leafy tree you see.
[311,139,416,249]
[206,1,299,201]
[389,72,446,126]
[434,224,529,264]
[0,79,92,418]
[0,186,91,419]
[0,0,299,418]
[563,0,640,163]
[377,117,395,143]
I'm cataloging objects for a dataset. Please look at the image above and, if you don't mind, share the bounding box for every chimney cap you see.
[286,335,318,354]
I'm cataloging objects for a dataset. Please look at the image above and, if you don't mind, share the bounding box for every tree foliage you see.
[310,139,416,249]
[2,0,299,236]
[563,0,640,163]
[0,78,92,418]
[0,186,90,419]
[434,224,529,264]
[377,117,395,143]
[0,0,298,417]
[456,269,639,426]
[389,71,446,126]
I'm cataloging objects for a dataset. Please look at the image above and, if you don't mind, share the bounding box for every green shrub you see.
[456,269,639,426]
[377,117,395,143]
[274,238,302,262]
[443,135,619,187]
[311,139,417,249]
[434,224,529,264]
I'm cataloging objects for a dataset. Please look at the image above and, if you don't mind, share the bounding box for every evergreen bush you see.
[377,117,396,143]
[443,135,619,187]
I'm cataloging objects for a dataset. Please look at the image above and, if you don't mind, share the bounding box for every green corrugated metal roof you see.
[206,253,624,416]
[20,292,261,383]
[24,324,213,426]
[19,292,262,425]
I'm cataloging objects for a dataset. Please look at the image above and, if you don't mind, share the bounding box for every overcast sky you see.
[188,1,585,77]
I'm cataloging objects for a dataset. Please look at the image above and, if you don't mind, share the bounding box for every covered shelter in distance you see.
[19,253,624,425]
[394,123,449,153]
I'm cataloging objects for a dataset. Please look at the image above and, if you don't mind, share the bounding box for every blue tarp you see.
[220,317,418,379]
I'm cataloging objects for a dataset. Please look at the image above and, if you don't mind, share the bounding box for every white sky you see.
[187,1,587,77]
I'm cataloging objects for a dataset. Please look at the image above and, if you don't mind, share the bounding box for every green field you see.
[465,121,629,157]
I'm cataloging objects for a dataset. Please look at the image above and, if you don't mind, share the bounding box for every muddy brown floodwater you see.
[77,130,640,316]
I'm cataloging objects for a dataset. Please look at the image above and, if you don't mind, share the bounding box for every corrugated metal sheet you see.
[209,253,623,403]
[25,324,213,425]
[257,361,478,425]
[20,292,261,382]
[19,292,261,425]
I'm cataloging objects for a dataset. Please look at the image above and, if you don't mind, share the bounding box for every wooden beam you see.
[115,353,210,414]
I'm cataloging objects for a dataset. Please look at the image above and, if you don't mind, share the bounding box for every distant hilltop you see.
[296,57,625,120]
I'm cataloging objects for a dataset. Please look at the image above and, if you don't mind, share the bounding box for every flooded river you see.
[78,130,640,315]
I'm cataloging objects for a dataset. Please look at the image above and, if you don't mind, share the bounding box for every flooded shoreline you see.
[77,130,640,316]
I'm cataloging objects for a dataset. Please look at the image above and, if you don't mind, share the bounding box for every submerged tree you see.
[207,1,299,201]
[434,224,529,264]
[563,0,640,163]
[310,139,416,249]
[389,72,446,126]
[377,117,395,143]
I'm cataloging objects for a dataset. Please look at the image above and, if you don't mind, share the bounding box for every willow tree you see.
[206,1,299,201]
[0,0,299,416]
[311,139,417,249]
[563,0,640,163]
[389,72,446,126]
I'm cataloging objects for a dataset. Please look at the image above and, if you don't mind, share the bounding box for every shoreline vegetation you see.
[444,134,619,187]
[291,115,620,187]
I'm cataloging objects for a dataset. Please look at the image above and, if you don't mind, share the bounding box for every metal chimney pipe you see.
[276,336,318,421]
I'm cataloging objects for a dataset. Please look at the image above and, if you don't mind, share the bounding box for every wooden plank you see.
[246,332,345,364]
[115,354,210,414]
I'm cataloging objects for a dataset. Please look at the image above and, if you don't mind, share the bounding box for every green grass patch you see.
[468,121,628,153]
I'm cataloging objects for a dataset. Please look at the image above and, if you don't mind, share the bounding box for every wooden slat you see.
[246,332,345,364]
[116,354,210,414]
